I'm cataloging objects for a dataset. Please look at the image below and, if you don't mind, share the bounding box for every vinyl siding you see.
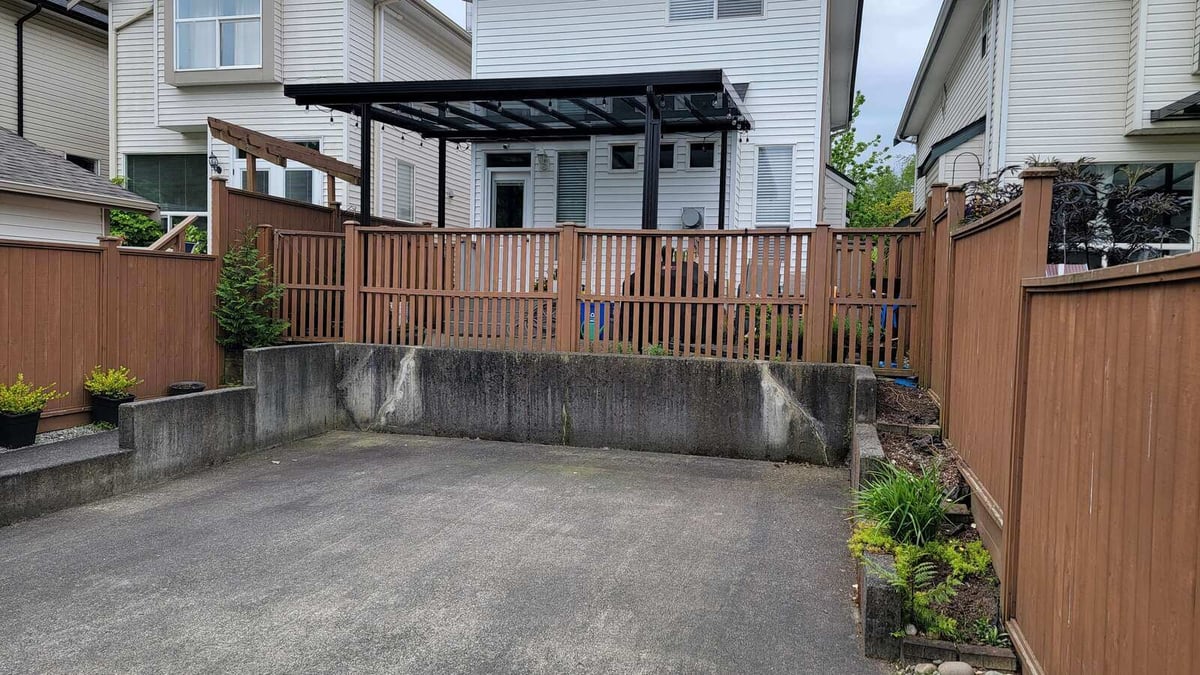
[912,9,989,201]
[822,167,853,226]
[472,0,826,229]
[1004,0,1200,165]
[0,193,106,245]
[0,4,108,175]
[1135,0,1200,132]
[376,7,471,225]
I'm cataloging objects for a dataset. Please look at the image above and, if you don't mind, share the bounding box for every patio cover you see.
[284,70,753,230]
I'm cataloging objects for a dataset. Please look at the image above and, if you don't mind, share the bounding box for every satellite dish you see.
[681,207,704,229]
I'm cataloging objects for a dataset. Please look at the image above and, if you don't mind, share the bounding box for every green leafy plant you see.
[853,462,947,546]
[0,374,68,416]
[973,618,1011,648]
[847,519,898,560]
[109,209,164,247]
[186,224,208,254]
[83,366,143,398]
[645,343,668,357]
[214,232,290,351]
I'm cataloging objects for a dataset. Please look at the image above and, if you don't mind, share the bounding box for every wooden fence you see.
[266,223,925,369]
[918,167,1200,673]
[0,238,222,432]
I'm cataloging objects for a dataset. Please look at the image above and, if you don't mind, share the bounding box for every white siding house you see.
[0,1,109,176]
[466,0,863,230]
[899,0,1200,248]
[110,0,472,232]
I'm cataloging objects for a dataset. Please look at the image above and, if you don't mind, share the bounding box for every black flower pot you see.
[0,411,41,449]
[90,393,135,427]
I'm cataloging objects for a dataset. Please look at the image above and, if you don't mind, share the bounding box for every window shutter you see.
[397,162,415,221]
[669,0,713,21]
[716,0,763,19]
[755,146,793,225]
[556,151,588,224]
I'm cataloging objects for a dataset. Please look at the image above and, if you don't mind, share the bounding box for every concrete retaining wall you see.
[245,344,343,449]
[336,345,860,465]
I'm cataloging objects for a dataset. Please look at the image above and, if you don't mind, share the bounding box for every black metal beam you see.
[641,87,662,231]
[414,119,742,142]
[285,69,729,106]
[436,103,509,131]
[360,103,373,228]
[621,97,646,114]
[522,99,593,132]
[681,95,712,124]
[384,102,475,132]
[438,138,447,228]
[474,101,553,130]
[570,98,628,128]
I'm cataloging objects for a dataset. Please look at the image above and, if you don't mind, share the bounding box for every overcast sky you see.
[425,0,940,164]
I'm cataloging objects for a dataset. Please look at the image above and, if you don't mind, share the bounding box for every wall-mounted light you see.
[208,152,222,175]
[535,150,550,172]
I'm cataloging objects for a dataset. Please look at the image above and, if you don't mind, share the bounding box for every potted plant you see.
[83,366,143,427]
[0,374,68,449]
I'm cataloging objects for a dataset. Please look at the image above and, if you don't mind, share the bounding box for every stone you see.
[860,553,903,660]
[914,664,938,675]
[957,643,1019,671]
[936,662,975,675]
[905,624,919,636]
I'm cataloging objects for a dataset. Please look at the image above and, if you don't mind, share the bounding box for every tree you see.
[213,232,289,383]
[830,92,915,227]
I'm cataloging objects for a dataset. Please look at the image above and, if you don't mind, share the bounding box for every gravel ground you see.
[33,424,110,446]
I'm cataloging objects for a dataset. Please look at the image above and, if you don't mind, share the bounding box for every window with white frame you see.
[235,141,321,205]
[556,151,589,224]
[755,145,793,225]
[176,0,262,71]
[396,161,415,222]
[669,0,763,21]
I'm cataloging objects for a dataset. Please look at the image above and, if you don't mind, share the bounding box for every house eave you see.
[895,0,986,142]
[0,181,159,214]
[828,0,865,131]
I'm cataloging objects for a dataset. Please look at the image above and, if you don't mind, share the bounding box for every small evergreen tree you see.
[214,232,289,353]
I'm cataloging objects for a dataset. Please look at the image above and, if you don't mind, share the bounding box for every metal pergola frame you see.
[285,69,752,231]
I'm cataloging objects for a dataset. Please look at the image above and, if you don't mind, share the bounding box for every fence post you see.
[803,222,833,363]
[210,175,229,260]
[1000,166,1058,620]
[555,223,581,352]
[255,225,275,270]
[97,236,123,368]
[343,221,363,343]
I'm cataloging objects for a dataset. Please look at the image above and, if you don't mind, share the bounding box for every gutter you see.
[15,2,45,137]
[894,0,960,144]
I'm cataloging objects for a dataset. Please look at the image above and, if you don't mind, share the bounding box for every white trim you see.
[995,0,1014,168]
[1192,160,1200,251]
[811,0,828,227]
[1131,0,1150,131]
[486,170,534,228]
[686,140,717,169]
[609,142,639,172]
[396,159,416,222]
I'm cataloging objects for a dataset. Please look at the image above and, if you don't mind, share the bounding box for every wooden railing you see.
[149,214,199,252]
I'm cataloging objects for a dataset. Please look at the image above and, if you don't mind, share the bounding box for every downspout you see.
[15,2,45,137]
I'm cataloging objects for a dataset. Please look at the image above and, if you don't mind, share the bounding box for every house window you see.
[611,144,636,171]
[688,142,715,169]
[235,141,320,204]
[755,146,793,225]
[486,152,532,168]
[66,155,97,173]
[176,0,262,71]
[669,0,763,21]
[660,143,676,170]
[556,151,589,224]
[125,154,209,213]
[396,161,415,222]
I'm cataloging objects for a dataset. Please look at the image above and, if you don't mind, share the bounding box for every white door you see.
[489,171,533,229]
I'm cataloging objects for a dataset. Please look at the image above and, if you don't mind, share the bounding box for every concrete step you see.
[0,431,132,526]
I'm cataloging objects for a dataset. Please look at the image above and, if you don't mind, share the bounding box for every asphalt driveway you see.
[0,432,882,674]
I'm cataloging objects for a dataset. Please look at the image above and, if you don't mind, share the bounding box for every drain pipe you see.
[15,1,45,136]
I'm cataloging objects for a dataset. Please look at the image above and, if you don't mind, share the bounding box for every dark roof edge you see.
[1151,90,1200,122]
[825,163,858,187]
[917,116,986,178]
[20,0,108,31]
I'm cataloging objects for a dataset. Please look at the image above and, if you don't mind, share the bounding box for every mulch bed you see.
[877,380,941,426]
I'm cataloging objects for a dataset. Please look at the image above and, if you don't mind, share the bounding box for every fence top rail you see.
[355,226,562,235]
[118,248,217,262]
[931,207,949,227]
[227,187,339,214]
[0,238,105,254]
[951,196,1023,241]
[275,229,347,238]
[578,228,815,237]
[830,226,926,235]
[1024,251,1200,292]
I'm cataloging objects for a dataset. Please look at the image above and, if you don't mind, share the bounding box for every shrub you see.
[0,374,68,415]
[214,232,290,351]
[109,210,164,247]
[83,366,143,398]
[853,462,946,546]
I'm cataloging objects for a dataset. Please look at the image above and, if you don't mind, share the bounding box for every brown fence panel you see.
[356,227,561,352]
[214,179,342,258]
[575,229,811,360]
[829,227,924,374]
[274,231,346,343]
[0,238,222,432]
[1007,254,1200,674]
[114,249,223,400]
[0,240,102,430]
